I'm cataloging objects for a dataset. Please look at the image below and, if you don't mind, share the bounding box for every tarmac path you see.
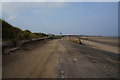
[2,39,119,78]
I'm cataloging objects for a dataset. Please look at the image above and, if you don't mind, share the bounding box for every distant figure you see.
[60,32,62,35]
[79,38,83,45]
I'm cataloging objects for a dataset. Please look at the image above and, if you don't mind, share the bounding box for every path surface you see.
[2,39,119,78]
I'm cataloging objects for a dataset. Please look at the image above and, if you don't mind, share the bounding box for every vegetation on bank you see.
[1,19,48,41]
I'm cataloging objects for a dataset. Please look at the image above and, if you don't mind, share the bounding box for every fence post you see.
[79,37,83,45]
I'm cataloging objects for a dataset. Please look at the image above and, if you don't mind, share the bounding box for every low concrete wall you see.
[2,37,52,53]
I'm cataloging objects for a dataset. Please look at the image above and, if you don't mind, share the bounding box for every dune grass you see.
[1,19,48,41]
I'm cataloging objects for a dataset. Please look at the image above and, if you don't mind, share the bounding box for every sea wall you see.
[2,37,52,53]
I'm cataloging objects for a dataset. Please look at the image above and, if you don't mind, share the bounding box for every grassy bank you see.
[1,19,48,41]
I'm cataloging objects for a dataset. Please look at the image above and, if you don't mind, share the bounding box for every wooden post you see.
[79,37,83,45]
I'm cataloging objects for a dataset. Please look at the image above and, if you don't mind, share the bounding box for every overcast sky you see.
[1,2,118,36]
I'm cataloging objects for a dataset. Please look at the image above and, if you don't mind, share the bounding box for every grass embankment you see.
[1,19,48,41]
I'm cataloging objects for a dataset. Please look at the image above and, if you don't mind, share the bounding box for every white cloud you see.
[2,2,68,18]
[1,2,69,24]
[1,0,119,2]
[36,2,67,8]
[2,2,30,20]
[7,16,16,21]
[2,2,67,14]
[2,2,27,15]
